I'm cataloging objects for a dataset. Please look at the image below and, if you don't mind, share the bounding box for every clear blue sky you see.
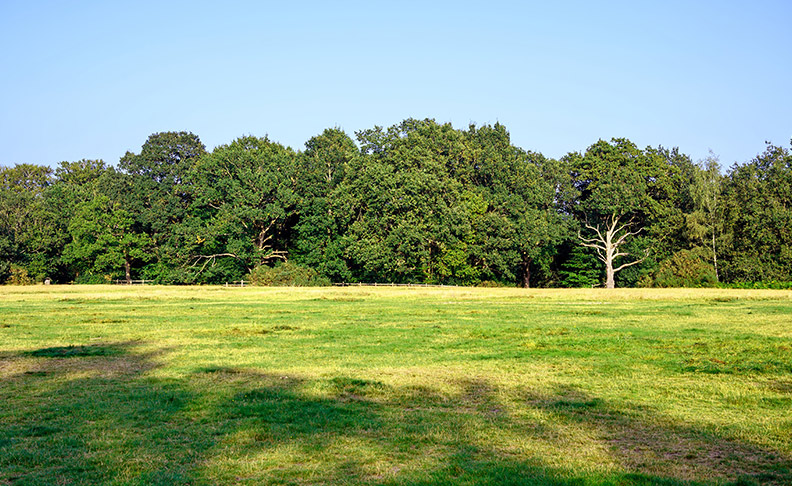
[1,0,790,169]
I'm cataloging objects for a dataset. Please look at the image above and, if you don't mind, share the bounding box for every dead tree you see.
[579,213,647,289]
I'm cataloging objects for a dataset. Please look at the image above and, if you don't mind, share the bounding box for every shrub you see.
[73,273,113,284]
[653,248,717,288]
[559,247,601,288]
[0,261,10,284]
[721,280,792,290]
[476,280,512,288]
[247,261,331,287]
[5,264,35,285]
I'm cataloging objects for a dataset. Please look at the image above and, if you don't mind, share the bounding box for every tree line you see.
[1,119,790,288]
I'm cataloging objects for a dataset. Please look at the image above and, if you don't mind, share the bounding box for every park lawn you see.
[0,285,791,485]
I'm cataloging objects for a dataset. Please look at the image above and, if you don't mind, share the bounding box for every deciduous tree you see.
[721,141,792,281]
[687,152,724,281]
[292,128,358,281]
[118,132,206,280]
[183,136,298,282]
[566,139,677,288]
[62,195,153,283]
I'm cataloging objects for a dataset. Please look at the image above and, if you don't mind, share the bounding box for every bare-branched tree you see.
[579,213,648,288]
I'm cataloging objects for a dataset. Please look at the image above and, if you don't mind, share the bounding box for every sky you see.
[1,0,790,169]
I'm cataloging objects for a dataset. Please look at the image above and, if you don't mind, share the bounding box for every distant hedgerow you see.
[247,261,331,287]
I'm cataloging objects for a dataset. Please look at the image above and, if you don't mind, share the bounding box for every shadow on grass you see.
[27,343,126,358]
[525,386,792,485]
[1,342,202,485]
[1,346,790,485]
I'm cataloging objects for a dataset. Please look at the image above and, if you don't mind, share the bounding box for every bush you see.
[0,261,11,284]
[476,280,513,288]
[720,280,792,290]
[73,273,112,284]
[5,264,35,285]
[653,248,717,288]
[247,261,331,287]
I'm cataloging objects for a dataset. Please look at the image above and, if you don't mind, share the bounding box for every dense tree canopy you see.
[566,139,686,288]
[721,143,792,282]
[182,135,298,282]
[1,122,790,288]
[291,128,358,281]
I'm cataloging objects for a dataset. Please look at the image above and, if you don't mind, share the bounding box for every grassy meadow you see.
[1,285,791,485]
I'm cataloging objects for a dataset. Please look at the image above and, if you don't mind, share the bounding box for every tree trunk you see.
[124,259,132,284]
[522,260,531,289]
[712,232,719,282]
[605,258,615,289]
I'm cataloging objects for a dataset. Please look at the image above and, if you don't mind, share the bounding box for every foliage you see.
[182,136,298,283]
[0,164,56,281]
[566,139,686,288]
[291,128,357,282]
[339,119,470,283]
[118,131,206,186]
[720,142,792,282]
[118,132,206,281]
[686,152,724,281]
[336,119,569,286]
[559,246,601,287]
[5,264,34,285]
[246,261,331,287]
[2,124,792,287]
[464,123,571,287]
[62,195,153,282]
[652,247,718,287]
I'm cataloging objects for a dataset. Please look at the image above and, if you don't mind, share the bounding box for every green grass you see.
[1,285,791,485]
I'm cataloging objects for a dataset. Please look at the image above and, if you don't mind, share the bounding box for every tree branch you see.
[613,225,642,248]
[256,219,277,250]
[613,249,650,273]
[578,237,606,251]
[192,253,239,272]
[583,222,605,243]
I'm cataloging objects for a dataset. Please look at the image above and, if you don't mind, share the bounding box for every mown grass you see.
[1,286,791,485]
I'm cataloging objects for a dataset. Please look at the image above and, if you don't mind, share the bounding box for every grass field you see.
[1,285,791,485]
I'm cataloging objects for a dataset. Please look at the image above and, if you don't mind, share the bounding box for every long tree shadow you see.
[0,341,210,485]
[192,370,573,485]
[2,348,790,485]
[525,386,792,485]
[190,370,791,485]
